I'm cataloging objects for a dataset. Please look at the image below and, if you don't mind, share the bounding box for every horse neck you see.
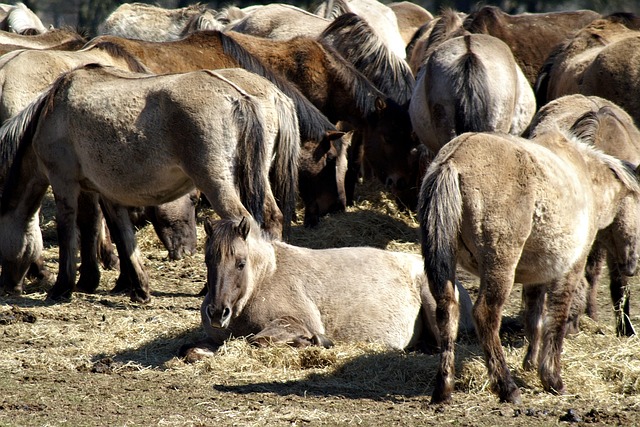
[248,235,277,286]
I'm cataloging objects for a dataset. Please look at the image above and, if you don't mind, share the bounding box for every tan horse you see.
[181,215,474,357]
[419,123,640,403]
[527,94,640,337]
[0,66,299,303]
[226,3,332,40]
[409,11,535,155]
[98,2,223,41]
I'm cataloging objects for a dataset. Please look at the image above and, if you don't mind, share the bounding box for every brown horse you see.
[181,215,474,357]
[536,15,640,122]
[0,66,299,303]
[409,11,535,155]
[463,6,600,87]
[527,94,640,336]
[83,29,415,209]
[419,121,640,403]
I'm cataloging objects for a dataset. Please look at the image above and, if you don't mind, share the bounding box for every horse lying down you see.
[180,216,474,360]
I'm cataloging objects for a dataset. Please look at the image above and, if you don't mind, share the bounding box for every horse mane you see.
[425,8,466,53]
[319,13,414,105]
[82,40,150,74]
[179,8,224,37]
[214,6,247,25]
[533,39,568,106]
[566,109,640,194]
[463,5,503,33]
[218,31,338,143]
[604,12,640,30]
[316,0,352,20]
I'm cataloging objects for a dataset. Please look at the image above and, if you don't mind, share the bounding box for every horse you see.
[419,123,640,404]
[462,6,600,87]
[535,16,640,122]
[526,94,640,337]
[0,65,300,303]
[409,11,535,156]
[82,29,415,210]
[0,2,47,34]
[98,2,223,42]
[0,27,86,50]
[179,215,474,358]
[225,3,332,40]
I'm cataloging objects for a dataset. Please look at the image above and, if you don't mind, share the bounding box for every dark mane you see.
[569,106,622,146]
[82,40,151,74]
[463,5,503,33]
[534,39,570,106]
[604,12,640,30]
[217,31,338,142]
[425,9,466,52]
[319,13,414,105]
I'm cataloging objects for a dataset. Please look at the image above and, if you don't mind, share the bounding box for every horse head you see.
[203,216,273,329]
[298,130,348,227]
[363,97,420,209]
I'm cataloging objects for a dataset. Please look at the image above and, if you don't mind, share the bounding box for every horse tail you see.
[231,95,267,227]
[270,90,300,238]
[418,158,462,296]
[453,35,490,135]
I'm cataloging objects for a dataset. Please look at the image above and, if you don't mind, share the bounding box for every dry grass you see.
[1,180,640,426]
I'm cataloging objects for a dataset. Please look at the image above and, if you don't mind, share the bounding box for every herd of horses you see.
[1,0,640,406]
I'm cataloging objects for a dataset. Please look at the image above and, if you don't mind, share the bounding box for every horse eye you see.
[236,259,246,270]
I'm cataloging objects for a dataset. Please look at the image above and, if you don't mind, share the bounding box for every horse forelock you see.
[319,13,414,104]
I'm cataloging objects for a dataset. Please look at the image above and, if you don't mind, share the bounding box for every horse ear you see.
[327,130,345,141]
[237,216,251,240]
[375,97,387,113]
[204,217,215,237]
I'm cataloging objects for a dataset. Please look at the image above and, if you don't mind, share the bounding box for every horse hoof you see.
[46,287,73,302]
[130,292,151,304]
[499,387,522,404]
[430,392,452,405]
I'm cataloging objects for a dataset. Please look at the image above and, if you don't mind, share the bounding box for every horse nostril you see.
[222,307,231,320]
[206,305,215,321]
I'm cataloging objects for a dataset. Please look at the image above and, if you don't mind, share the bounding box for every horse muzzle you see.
[206,305,232,329]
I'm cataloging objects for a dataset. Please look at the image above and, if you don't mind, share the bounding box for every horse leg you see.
[100,199,150,303]
[538,266,582,395]
[584,244,606,320]
[75,191,102,294]
[0,155,49,295]
[46,186,81,301]
[430,275,461,404]
[522,284,545,371]
[474,269,521,404]
[97,212,119,270]
[607,253,636,336]
[249,317,333,348]
[262,192,284,240]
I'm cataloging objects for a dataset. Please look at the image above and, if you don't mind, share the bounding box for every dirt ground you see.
[1,182,640,426]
